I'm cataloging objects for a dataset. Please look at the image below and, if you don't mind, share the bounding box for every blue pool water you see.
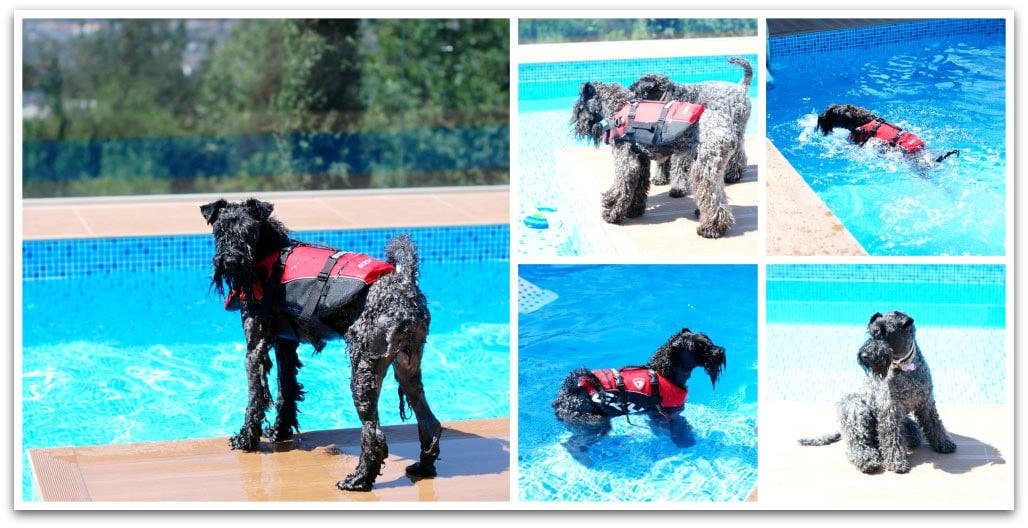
[518,54,759,257]
[767,19,1007,256]
[20,225,510,502]
[518,265,757,502]
[766,264,1007,405]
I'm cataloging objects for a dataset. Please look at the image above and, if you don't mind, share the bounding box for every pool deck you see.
[553,135,759,257]
[760,401,1011,509]
[21,186,509,240]
[28,418,509,503]
[765,140,867,256]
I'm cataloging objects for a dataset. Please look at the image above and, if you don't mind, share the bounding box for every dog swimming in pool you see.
[816,103,959,165]
[551,327,726,466]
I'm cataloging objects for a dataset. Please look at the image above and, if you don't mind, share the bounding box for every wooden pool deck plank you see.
[552,134,759,257]
[760,402,1012,509]
[21,187,510,240]
[28,418,509,503]
[765,140,867,256]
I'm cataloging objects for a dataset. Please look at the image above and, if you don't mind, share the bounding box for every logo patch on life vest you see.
[633,378,645,389]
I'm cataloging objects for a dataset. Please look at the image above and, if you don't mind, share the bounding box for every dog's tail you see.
[385,233,421,283]
[729,57,754,89]
[798,432,842,446]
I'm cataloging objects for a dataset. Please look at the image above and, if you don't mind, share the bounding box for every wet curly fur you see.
[200,198,441,492]
[552,328,726,466]
[570,58,750,238]
[629,57,753,185]
[799,311,956,474]
[816,103,959,164]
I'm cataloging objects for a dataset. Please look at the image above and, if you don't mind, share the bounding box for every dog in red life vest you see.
[551,328,726,466]
[816,103,959,163]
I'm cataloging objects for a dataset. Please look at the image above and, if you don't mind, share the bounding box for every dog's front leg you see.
[265,339,304,442]
[914,401,956,454]
[338,353,392,492]
[665,414,697,448]
[231,312,274,451]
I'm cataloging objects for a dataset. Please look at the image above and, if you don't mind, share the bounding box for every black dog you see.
[200,198,441,492]
[551,328,726,465]
[816,103,959,164]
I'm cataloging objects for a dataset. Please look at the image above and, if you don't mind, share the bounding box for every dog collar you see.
[891,341,917,372]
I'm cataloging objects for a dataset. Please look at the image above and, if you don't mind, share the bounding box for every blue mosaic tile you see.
[769,18,1005,59]
[22,224,509,281]
[767,264,1005,285]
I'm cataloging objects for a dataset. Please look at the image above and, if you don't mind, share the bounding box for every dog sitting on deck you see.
[799,311,956,474]
[551,328,726,466]
[816,103,959,164]
[200,198,441,492]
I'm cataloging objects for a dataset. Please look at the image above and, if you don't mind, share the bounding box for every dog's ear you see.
[901,313,914,328]
[245,198,274,221]
[200,199,228,225]
[580,81,596,99]
[868,312,883,326]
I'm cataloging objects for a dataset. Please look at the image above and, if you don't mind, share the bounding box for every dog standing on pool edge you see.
[552,328,726,466]
[200,198,441,492]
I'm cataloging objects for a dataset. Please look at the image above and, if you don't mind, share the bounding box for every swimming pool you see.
[517,265,757,502]
[20,224,510,502]
[767,18,1007,256]
[765,264,1007,405]
[518,53,759,257]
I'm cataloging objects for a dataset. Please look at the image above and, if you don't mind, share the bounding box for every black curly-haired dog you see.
[629,57,753,185]
[799,311,956,474]
[816,103,959,164]
[200,198,441,492]
[571,70,740,238]
[552,328,726,465]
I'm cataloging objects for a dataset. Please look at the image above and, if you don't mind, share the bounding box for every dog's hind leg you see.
[265,339,304,442]
[914,401,956,454]
[231,311,274,452]
[837,392,882,473]
[652,159,671,185]
[561,420,610,467]
[391,326,442,480]
[667,152,692,199]
[337,351,393,492]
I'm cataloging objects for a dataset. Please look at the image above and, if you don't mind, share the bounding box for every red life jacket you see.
[578,367,688,416]
[225,243,395,311]
[852,119,925,153]
[603,100,705,147]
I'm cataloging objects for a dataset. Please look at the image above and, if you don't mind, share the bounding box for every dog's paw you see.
[601,208,624,224]
[933,438,957,454]
[627,203,646,218]
[723,170,743,184]
[230,432,260,452]
[696,224,726,239]
[405,462,437,479]
[264,424,295,443]
[337,473,374,492]
[668,187,685,199]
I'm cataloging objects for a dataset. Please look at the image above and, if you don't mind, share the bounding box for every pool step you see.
[517,277,559,314]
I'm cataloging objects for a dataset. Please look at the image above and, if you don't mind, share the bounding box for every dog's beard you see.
[702,346,727,389]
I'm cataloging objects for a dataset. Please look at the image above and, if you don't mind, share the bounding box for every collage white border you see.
[3,2,1022,519]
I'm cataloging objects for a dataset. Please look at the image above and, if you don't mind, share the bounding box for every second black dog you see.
[551,328,726,465]
[200,198,441,492]
[816,103,959,164]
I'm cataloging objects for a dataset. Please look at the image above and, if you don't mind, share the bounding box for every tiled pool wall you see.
[767,264,1006,328]
[519,53,760,108]
[22,224,509,280]
[769,18,1005,58]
